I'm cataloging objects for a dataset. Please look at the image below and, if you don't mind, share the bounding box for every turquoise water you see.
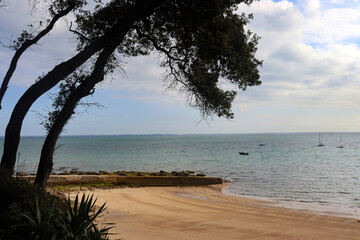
[1,133,360,216]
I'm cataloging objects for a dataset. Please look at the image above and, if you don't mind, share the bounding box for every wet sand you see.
[69,185,360,240]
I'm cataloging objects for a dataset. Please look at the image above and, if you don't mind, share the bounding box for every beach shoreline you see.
[222,184,360,220]
[68,184,360,240]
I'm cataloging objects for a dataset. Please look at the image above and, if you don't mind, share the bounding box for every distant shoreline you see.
[1,131,360,138]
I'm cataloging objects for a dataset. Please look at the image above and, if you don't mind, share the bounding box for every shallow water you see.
[1,133,359,217]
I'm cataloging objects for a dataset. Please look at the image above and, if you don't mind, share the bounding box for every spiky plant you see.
[16,198,58,240]
[60,194,110,239]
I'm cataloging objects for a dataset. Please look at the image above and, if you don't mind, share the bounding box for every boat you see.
[239,152,249,155]
[258,144,266,146]
[336,136,344,148]
[316,132,325,147]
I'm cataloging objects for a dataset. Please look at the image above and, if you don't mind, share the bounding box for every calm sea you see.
[1,133,359,218]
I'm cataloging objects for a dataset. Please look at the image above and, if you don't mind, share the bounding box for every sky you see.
[1,0,360,136]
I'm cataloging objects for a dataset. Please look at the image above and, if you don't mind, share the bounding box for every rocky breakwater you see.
[22,170,223,187]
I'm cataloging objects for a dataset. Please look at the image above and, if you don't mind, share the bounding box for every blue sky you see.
[1,0,360,136]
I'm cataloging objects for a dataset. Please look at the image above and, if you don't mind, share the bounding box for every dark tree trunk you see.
[34,44,117,189]
[0,37,106,171]
[33,0,161,189]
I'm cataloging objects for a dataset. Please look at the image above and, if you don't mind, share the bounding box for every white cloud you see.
[235,0,360,114]
[0,0,78,87]
[303,0,360,45]
[305,0,321,17]
[99,55,165,93]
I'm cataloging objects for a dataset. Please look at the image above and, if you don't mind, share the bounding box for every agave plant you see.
[60,194,110,240]
[16,198,58,240]
[87,224,112,240]
[12,194,111,240]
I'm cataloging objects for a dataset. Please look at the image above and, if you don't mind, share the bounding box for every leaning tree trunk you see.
[34,1,160,189]
[0,38,105,171]
[34,44,117,189]
[0,15,128,171]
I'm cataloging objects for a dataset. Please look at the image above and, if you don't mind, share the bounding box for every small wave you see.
[338,191,352,195]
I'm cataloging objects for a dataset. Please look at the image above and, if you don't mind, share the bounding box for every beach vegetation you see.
[52,182,123,192]
[0,167,111,240]
[60,194,111,240]
[0,0,262,190]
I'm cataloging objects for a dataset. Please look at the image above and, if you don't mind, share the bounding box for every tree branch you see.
[0,2,76,109]
[134,26,193,92]
[134,26,183,62]
[69,21,92,43]
[0,0,10,9]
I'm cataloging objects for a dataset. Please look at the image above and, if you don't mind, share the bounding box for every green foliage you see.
[48,0,85,17]
[42,71,86,132]
[72,0,262,119]
[17,198,58,240]
[140,0,262,119]
[0,167,111,240]
[53,182,118,192]
[0,167,61,239]
[60,194,111,239]
[9,30,34,50]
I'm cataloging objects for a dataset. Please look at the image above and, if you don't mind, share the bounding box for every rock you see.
[16,171,27,177]
[84,171,98,175]
[179,171,190,176]
[116,172,127,176]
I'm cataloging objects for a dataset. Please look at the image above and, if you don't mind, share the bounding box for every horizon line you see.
[0,131,359,138]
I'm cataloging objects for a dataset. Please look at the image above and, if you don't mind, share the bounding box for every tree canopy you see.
[72,0,262,118]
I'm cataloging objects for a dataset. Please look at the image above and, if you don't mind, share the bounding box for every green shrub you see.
[0,167,60,239]
[60,194,111,240]
[0,167,111,240]
[16,198,58,240]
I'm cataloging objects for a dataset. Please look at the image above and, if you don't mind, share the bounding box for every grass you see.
[52,182,125,192]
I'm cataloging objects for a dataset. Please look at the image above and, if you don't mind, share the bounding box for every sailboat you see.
[336,136,344,148]
[316,132,325,147]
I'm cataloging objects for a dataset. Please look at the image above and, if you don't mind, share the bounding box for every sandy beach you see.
[69,185,360,240]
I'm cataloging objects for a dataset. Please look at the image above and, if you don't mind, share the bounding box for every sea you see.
[1,132,360,219]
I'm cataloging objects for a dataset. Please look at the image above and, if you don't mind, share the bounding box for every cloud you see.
[235,0,360,113]
[302,0,360,45]
[0,0,78,87]
[305,0,321,17]
[99,55,166,93]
